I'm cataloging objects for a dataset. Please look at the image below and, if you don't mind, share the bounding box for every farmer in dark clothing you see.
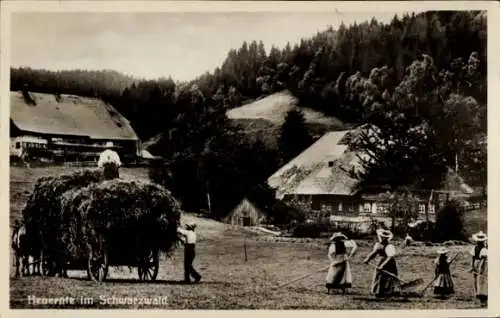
[178,222,201,284]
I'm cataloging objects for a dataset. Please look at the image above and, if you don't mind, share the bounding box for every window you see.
[377,203,389,214]
[363,203,371,213]
[428,204,435,214]
[419,204,426,214]
[15,142,20,149]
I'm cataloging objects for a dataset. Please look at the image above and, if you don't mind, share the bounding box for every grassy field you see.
[9,166,487,309]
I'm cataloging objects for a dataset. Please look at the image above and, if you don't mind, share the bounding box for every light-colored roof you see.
[268,129,361,198]
[268,127,474,200]
[141,149,157,159]
[10,91,139,140]
[442,167,475,195]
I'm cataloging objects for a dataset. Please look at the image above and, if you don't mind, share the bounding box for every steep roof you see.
[442,167,475,196]
[268,127,474,200]
[267,129,362,199]
[10,91,139,140]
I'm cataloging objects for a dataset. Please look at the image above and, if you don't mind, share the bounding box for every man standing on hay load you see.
[363,229,401,298]
[98,142,121,180]
[178,222,202,284]
[470,231,487,307]
[325,232,357,294]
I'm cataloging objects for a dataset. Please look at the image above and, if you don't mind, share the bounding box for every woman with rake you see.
[470,231,487,307]
[363,229,401,298]
[433,247,455,299]
[325,232,357,294]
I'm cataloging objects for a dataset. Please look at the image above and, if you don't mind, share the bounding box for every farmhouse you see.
[267,128,475,218]
[223,197,269,226]
[10,91,140,163]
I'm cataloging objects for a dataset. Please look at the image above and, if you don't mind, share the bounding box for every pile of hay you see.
[22,169,182,265]
[23,169,104,254]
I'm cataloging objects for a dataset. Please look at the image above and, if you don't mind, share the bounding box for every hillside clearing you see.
[226,91,345,128]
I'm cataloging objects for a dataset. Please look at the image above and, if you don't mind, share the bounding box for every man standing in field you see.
[177,222,202,284]
[98,142,121,180]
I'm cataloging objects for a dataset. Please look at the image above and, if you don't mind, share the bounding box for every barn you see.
[223,197,269,226]
[267,128,475,218]
[10,91,140,163]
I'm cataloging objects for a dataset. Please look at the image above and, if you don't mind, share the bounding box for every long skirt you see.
[474,262,488,303]
[433,273,454,296]
[326,255,352,290]
[371,259,400,297]
[102,162,120,180]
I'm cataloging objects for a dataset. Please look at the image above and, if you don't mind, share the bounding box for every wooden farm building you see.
[10,91,141,163]
[267,128,476,218]
[223,197,268,226]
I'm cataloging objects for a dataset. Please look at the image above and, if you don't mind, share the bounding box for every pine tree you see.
[278,109,313,162]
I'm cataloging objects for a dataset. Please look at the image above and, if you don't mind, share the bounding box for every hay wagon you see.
[39,230,162,282]
[23,169,181,283]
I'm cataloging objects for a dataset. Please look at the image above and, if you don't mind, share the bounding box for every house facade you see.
[10,91,141,163]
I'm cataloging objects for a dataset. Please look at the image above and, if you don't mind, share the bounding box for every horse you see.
[12,221,30,277]
[12,221,42,277]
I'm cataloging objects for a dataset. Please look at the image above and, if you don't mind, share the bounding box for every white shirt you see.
[373,242,397,257]
[470,246,488,258]
[98,149,122,168]
[178,228,196,244]
[328,239,357,261]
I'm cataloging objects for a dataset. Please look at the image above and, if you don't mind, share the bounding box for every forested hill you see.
[10,10,487,215]
[10,68,138,98]
[11,11,486,141]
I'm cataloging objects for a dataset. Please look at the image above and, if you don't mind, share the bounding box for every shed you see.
[223,197,268,226]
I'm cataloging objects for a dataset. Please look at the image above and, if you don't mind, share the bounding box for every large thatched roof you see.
[268,127,475,200]
[267,129,363,199]
[10,91,139,141]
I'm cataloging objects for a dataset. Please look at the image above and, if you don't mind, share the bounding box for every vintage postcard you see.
[0,1,498,317]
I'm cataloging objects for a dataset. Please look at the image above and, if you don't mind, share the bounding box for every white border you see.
[1,1,499,317]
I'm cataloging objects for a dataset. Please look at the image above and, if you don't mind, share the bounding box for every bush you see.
[269,202,307,228]
[433,200,465,242]
[292,222,328,238]
[408,220,435,241]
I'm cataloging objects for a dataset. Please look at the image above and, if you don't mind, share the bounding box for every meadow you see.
[9,166,486,309]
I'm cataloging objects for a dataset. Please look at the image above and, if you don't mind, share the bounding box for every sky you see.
[11,11,412,82]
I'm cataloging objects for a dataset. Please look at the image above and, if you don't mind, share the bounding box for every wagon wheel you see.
[137,249,159,281]
[87,237,109,283]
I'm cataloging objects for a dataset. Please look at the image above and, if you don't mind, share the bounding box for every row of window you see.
[15,142,47,149]
[319,202,436,214]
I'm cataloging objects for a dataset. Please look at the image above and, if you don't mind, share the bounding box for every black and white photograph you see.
[2,1,493,312]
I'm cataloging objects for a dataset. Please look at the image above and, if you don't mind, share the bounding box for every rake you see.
[276,265,330,289]
[364,262,423,289]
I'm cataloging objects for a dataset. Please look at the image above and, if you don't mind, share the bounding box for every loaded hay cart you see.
[22,169,182,283]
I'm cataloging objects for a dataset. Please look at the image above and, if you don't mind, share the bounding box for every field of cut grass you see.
[226,90,344,128]
[9,166,487,309]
